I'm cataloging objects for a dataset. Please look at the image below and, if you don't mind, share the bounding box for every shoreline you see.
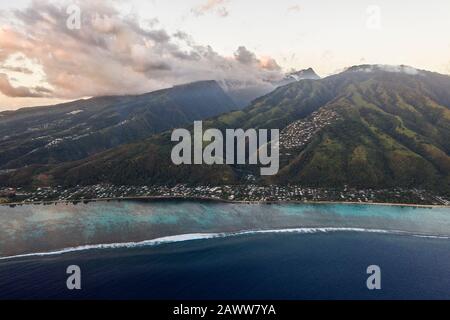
[1,195,449,208]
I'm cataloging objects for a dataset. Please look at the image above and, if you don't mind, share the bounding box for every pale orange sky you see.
[1,0,449,111]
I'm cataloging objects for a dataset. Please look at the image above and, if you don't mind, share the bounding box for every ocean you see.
[0,201,449,299]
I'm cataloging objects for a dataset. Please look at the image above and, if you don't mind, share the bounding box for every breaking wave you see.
[1,227,449,261]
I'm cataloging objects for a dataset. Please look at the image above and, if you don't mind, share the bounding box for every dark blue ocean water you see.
[1,231,449,300]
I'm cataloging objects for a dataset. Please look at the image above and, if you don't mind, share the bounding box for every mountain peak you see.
[344,64,420,75]
[172,80,219,89]
[287,68,321,80]
[274,67,321,88]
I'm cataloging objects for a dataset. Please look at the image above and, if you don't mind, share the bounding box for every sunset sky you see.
[0,0,449,110]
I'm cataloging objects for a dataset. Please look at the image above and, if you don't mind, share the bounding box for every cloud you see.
[192,0,229,18]
[380,65,419,75]
[234,46,281,71]
[0,0,282,100]
[0,66,34,74]
[0,73,50,97]
[349,64,420,75]
[216,7,229,17]
[234,46,258,65]
[287,5,301,13]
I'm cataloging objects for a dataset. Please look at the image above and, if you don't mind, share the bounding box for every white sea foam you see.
[1,227,449,261]
[412,234,450,239]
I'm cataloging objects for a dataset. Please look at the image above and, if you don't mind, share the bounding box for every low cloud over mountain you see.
[0,0,283,100]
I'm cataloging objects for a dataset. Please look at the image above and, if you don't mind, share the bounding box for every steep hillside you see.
[0,80,236,169]
[2,65,450,193]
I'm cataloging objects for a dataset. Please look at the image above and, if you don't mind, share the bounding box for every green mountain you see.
[0,80,236,169]
[2,65,450,193]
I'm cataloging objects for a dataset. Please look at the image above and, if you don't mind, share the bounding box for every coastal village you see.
[2,107,446,207]
[0,106,447,207]
[1,184,448,206]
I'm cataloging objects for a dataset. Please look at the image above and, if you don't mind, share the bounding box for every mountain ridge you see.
[1,65,449,194]
[0,80,236,169]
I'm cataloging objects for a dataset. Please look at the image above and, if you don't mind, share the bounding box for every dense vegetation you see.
[0,80,236,169]
[2,66,449,194]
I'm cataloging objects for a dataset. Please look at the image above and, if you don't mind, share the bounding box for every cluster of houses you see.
[1,184,448,206]
[280,109,340,149]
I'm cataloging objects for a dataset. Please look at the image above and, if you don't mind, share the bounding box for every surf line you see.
[2,227,446,261]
